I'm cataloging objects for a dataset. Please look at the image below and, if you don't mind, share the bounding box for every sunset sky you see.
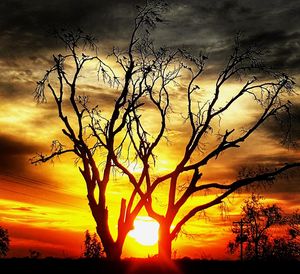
[0,0,300,259]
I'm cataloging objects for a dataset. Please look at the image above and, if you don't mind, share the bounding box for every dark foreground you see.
[0,258,299,274]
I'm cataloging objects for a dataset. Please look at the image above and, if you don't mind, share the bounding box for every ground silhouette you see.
[0,258,299,274]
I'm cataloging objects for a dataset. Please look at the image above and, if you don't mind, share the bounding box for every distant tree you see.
[0,226,9,257]
[32,0,299,260]
[269,210,300,260]
[287,210,300,239]
[243,194,282,259]
[269,237,300,261]
[83,230,103,259]
[228,194,300,260]
[29,249,42,259]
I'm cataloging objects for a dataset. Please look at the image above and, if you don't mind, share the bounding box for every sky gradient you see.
[0,0,300,259]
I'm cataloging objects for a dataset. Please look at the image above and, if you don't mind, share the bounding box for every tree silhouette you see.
[228,194,283,260]
[83,230,103,259]
[228,195,300,260]
[32,0,299,260]
[28,249,42,259]
[287,211,300,239]
[0,226,9,257]
[270,237,300,261]
[271,210,300,260]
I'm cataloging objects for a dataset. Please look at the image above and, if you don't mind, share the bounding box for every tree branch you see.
[170,163,300,239]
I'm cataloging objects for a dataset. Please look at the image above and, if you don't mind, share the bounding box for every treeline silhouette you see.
[0,258,299,274]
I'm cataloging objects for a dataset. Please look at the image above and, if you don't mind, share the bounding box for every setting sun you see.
[129,216,160,246]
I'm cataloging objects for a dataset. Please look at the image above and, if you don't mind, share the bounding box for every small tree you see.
[0,226,9,257]
[83,230,103,259]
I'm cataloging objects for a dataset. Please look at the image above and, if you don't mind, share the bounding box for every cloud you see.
[0,134,39,156]
[261,102,300,145]
[0,81,34,99]
[12,207,34,212]
[0,0,298,60]
[146,0,300,78]
[241,31,300,73]
[0,134,42,173]
[230,152,300,194]
[3,221,83,257]
[0,0,298,88]
[0,0,137,58]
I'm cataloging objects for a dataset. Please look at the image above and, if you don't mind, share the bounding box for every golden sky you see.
[0,0,300,259]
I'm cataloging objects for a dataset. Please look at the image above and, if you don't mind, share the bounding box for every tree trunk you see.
[106,243,123,260]
[91,197,132,260]
[94,204,123,260]
[252,233,259,260]
[96,225,123,260]
[95,204,131,260]
[254,240,259,260]
[158,223,172,260]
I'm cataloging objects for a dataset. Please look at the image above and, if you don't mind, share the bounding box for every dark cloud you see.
[0,0,298,88]
[158,0,299,42]
[0,0,139,57]
[229,152,300,194]
[0,0,299,57]
[0,134,42,172]
[262,102,300,145]
[271,170,300,194]
[0,81,34,99]
[0,134,38,155]
[241,31,300,73]
[144,0,300,77]
[246,169,300,196]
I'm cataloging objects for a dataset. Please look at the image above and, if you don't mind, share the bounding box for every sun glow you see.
[129,216,159,246]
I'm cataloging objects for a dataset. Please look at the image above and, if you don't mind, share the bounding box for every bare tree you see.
[33,0,299,260]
